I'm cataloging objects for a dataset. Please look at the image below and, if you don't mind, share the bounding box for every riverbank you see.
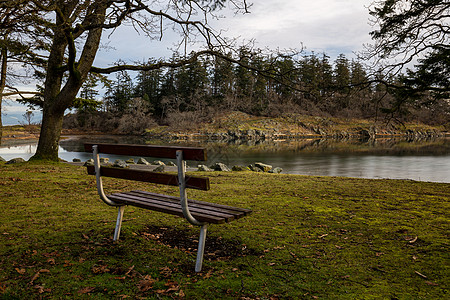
[2,113,449,146]
[0,161,448,298]
[143,112,450,141]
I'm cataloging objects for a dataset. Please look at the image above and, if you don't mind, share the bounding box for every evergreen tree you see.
[334,54,351,110]
[134,60,162,115]
[211,54,234,104]
[105,71,134,114]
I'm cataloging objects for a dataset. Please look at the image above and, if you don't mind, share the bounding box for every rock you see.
[255,162,272,172]
[210,162,231,172]
[126,158,135,164]
[72,158,82,162]
[167,161,176,166]
[100,157,109,163]
[6,158,26,164]
[153,165,165,173]
[197,164,213,172]
[0,156,6,162]
[152,160,166,166]
[269,167,283,174]
[84,159,94,166]
[137,157,150,165]
[113,159,128,168]
[248,164,262,172]
[232,165,250,171]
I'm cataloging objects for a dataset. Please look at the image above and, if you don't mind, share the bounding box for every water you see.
[1,136,449,183]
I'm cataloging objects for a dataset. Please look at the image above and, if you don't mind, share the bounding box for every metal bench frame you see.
[87,144,250,272]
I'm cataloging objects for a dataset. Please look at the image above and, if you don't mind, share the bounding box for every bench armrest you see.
[92,145,122,207]
[177,150,205,226]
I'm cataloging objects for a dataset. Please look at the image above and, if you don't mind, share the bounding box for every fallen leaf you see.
[34,285,51,294]
[138,275,154,292]
[425,281,438,286]
[178,289,185,297]
[409,236,418,244]
[318,234,328,239]
[415,271,427,279]
[82,233,89,240]
[15,268,26,275]
[92,265,110,274]
[159,266,171,277]
[30,272,40,284]
[29,269,50,284]
[125,265,135,276]
[78,286,95,294]
[47,258,56,265]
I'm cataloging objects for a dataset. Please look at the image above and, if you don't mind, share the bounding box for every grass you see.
[0,161,449,299]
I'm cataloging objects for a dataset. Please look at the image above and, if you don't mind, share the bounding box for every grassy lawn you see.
[0,161,448,299]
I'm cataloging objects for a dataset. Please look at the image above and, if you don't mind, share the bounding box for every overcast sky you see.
[3,0,376,123]
[95,0,375,66]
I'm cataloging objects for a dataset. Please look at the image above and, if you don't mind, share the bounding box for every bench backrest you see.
[84,143,207,161]
[84,143,210,191]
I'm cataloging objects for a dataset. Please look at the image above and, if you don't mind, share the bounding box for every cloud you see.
[94,0,374,65]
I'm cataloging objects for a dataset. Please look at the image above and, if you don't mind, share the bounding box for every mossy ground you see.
[0,161,448,299]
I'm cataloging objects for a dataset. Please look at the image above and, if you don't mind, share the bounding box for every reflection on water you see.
[1,136,449,183]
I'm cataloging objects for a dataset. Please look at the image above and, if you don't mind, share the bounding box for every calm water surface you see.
[1,136,449,183]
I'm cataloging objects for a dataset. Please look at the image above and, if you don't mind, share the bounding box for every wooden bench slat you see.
[84,143,207,161]
[111,192,237,222]
[125,191,242,220]
[108,193,227,224]
[86,166,210,191]
[129,190,251,217]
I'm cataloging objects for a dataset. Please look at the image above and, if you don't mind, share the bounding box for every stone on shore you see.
[152,160,165,166]
[72,158,82,162]
[255,162,272,172]
[210,162,231,172]
[197,164,213,172]
[269,167,283,174]
[113,160,128,168]
[153,165,165,172]
[232,165,250,171]
[126,158,135,164]
[6,158,26,164]
[248,164,262,172]
[137,157,150,165]
[84,159,94,166]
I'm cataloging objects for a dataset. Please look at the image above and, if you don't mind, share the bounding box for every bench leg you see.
[113,206,125,241]
[195,224,208,272]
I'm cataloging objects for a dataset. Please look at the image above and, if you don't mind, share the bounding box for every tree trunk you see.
[31,2,107,161]
[0,44,7,145]
[32,106,65,161]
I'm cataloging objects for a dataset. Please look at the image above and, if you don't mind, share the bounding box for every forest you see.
[66,48,449,134]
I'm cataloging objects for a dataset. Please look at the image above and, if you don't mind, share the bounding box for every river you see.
[1,135,449,183]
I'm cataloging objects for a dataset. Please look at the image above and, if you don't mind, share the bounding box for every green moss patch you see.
[0,162,448,299]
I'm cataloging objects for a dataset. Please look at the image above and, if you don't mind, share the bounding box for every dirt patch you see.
[141,225,261,261]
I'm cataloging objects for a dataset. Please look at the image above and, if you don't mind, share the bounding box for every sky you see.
[96,0,374,64]
[2,0,375,125]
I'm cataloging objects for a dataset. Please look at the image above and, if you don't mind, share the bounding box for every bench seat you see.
[107,190,252,224]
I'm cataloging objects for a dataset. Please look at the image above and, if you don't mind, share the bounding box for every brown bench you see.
[84,143,251,272]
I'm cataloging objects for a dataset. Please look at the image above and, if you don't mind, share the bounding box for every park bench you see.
[84,143,252,272]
